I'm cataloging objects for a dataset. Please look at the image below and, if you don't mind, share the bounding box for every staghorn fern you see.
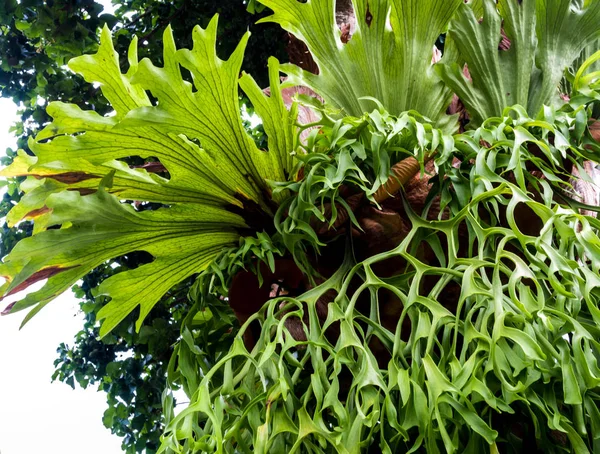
[2,1,600,453]
[0,19,296,336]
[162,88,600,453]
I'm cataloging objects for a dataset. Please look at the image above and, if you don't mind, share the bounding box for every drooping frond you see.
[0,19,296,336]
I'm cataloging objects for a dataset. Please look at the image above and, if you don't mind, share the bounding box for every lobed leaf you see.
[0,19,297,336]
[437,0,600,126]
[258,0,462,119]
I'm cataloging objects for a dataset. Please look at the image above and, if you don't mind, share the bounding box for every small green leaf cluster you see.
[272,107,455,270]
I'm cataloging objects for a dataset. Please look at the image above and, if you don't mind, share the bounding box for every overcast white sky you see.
[0,0,126,449]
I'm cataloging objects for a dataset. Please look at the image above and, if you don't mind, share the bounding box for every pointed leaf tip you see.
[1,301,16,316]
[99,170,116,191]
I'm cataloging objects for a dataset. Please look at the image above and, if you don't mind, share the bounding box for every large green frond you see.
[258,0,462,119]
[0,18,296,336]
[437,0,600,126]
[1,189,242,335]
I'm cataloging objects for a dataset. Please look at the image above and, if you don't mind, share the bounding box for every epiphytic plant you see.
[3,1,600,453]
